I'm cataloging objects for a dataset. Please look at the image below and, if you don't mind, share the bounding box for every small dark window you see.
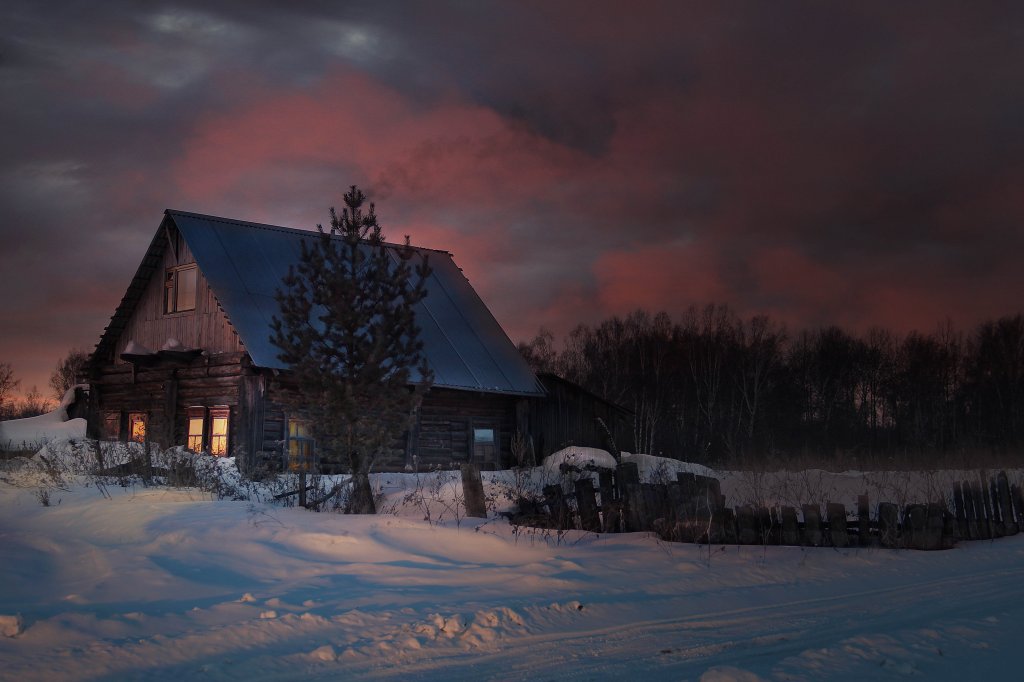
[473,427,497,463]
[103,411,121,441]
[165,264,197,314]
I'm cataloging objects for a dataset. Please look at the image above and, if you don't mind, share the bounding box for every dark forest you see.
[520,307,1024,468]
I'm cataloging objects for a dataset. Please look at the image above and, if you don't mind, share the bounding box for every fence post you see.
[827,503,849,548]
[802,504,822,547]
[543,484,572,530]
[461,463,488,518]
[574,478,602,532]
[878,502,899,548]
[997,472,1018,536]
[858,494,871,546]
[736,505,758,544]
[781,506,799,545]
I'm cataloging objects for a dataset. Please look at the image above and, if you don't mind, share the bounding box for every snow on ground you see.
[0,389,87,451]
[2,443,1024,680]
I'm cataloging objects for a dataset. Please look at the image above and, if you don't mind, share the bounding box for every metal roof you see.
[165,210,545,396]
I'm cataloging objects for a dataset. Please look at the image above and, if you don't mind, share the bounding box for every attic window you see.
[164,264,197,314]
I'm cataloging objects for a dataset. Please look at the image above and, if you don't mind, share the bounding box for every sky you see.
[2,1,1024,399]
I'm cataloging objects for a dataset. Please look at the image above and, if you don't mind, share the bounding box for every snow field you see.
[2,437,1024,679]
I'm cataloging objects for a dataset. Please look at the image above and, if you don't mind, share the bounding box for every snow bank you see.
[2,463,1024,680]
[0,614,22,637]
[0,387,86,450]
[542,446,617,470]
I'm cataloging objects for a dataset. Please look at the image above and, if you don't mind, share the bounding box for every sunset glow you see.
[2,2,1023,397]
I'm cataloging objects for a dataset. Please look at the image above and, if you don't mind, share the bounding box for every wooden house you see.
[85,210,551,473]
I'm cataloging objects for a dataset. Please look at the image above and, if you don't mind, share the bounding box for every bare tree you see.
[50,349,89,400]
[0,363,19,419]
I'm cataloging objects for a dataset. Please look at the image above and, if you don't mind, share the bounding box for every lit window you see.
[209,407,229,456]
[186,406,205,451]
[287,419,315,471]
[165,265,197,314]
[128,412,147,444]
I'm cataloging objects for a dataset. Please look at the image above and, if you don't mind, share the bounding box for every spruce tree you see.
[271,186,433,512]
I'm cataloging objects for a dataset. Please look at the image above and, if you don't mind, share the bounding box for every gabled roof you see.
[98,209,545,397]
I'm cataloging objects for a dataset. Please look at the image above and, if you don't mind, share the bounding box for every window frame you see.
[164,264,198,315]
[209,406,230,456]
[128,412,147,444]
[186,406,206,452]
[102,411,121,441]
[287,418,316,472]
[471,422,499,466]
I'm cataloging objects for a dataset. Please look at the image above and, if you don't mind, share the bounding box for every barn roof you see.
[152,210,544,396]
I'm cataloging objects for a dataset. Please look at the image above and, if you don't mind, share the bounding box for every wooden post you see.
[971,480,990,539]
[298,471,307,508]
[543,484,572,530]
[736,505,758,544]
[952,482,968,540]
[974,473,991,536]
[781,506,799,545]
[802,504,822,547]
[574,478,602,532]
[997,472,1017,536]
[617,462,642,531]
[461,463,487,518]
[722,508,738,544]
[858,494,871,546]
[924,503,945,550]
[1012,483,1024,528]
[827,502,849,548]
[990,477,1005,537]
[962,482,979,540]
[878,502,899,548]
[666,482,690,542]
[905,504,927,549]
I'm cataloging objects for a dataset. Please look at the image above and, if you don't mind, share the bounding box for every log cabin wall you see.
[89,352,266,471]
[256,383,529,473]
[413,388,522,471]
[112,228,244,359]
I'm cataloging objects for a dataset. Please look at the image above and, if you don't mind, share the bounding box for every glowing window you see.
[165,265,197,314]
[209,407,229,456]
[288,419,315,471]
[128,412,147,444]
[186,406,205,452]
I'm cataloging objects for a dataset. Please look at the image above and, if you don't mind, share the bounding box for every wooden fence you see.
[513,463,1024,551]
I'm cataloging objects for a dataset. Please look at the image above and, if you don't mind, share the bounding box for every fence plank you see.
[801,504,822,547]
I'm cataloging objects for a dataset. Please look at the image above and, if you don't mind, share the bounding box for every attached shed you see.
[529,373,633,460]
[86,210,546,472]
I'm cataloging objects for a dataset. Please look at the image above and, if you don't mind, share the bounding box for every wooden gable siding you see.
[113,232,244,359]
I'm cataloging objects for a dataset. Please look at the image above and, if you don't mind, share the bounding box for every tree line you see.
[519,307,1024,467]
[0,350,88,420]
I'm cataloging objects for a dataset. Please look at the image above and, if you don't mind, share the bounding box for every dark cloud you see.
[2,1,1024,396]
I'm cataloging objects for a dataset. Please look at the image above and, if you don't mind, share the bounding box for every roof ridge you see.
[164,209,453,255]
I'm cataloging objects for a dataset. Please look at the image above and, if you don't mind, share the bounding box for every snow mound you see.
[0,614,22,637]
[543,446,617,470]
[621,452,720,481]
[0,409,86,450]
[123,340,155,355]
